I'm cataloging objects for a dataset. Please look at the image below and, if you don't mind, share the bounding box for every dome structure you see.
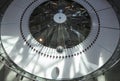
[0,0,120,81]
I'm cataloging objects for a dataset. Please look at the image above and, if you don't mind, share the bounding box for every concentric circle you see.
[1,0,119,80]
[54,13,67,24]
[20,0,100,58]
[29,0,91,49]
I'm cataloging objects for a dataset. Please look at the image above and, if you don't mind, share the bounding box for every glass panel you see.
[29,0,91,49]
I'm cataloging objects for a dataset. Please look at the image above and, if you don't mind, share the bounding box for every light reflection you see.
[2,36,19,45]
[99,54,104,67]
[2,36,19,54]
[14,55,22,64]
[6,71,16,81]
[26,34,32,40]
[39,38,43,42]
[33,64,42,73]
[73,56,80,73]
[78,45,88,75]
[97,74,106,81]
[81,52,97,73]
[80,59,88,75]
[25,62,35,72]
[19,48,24,54]
[70,63,74,78]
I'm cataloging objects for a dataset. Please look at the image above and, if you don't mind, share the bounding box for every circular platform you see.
[1,0,120,80]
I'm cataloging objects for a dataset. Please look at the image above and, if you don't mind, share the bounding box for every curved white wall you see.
[1,0,120,80]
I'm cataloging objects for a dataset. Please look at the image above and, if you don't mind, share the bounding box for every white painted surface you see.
[1,0,120,80]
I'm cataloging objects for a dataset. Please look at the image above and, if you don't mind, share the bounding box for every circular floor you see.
[1,0,120,80]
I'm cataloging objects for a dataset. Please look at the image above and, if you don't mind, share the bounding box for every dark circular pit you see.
[29,0,91,49]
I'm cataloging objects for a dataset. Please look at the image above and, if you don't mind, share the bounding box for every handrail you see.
[0,54,36,81]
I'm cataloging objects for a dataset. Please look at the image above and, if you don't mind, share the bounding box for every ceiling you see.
[0,0,120,81]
